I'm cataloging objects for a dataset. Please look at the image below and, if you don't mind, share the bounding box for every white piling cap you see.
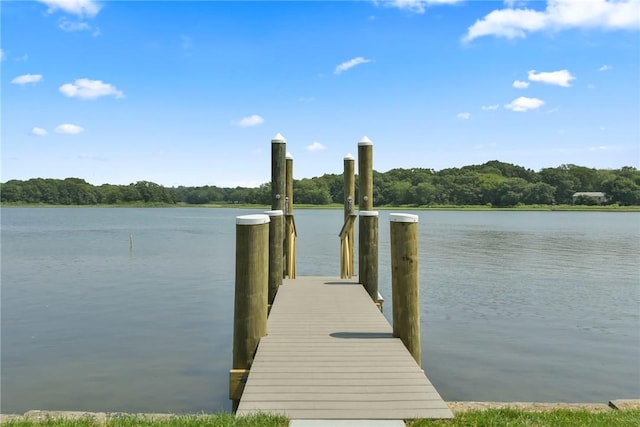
[344,153,354,160]
[286,152,294,160]
[272,133,286,143]
[359,210,379,217]
[264,210,284,217]
[390,213,419,223]
[236,214,270,225]
[358,136,373,146]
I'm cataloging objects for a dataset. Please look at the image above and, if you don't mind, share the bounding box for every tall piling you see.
[230,214,270,410]
[357,136,378,302]
[390,213,421,365]
[271,133,286,211]
[265,210,284,307]
[285,152,296,278]
[358,137,373,211]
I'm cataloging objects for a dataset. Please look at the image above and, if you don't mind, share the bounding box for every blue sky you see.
[2,0,639,187]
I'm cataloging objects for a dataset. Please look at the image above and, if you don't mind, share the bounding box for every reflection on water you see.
[1,208,639,412]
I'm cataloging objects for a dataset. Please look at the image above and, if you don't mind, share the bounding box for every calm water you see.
[1,208,639,413]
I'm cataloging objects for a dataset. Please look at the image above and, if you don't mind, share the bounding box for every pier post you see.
[358,137,379,303]
[358,137,373,211]
[265,210,284,307]
[285,152,296,279]
[342,153,356,278]
[271,133,286,211]
[390,213,421,365]
[285,152,294,216]
[230,214,270,410]
[359,210,378,301]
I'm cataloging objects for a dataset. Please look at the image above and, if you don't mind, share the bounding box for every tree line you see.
[2,161,639,207]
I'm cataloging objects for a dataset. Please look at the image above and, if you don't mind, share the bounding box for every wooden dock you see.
[236,277,453,420]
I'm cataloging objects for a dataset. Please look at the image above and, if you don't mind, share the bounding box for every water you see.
[1,208,639,413]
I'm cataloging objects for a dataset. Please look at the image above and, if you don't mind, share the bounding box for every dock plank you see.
[236,277,453,420]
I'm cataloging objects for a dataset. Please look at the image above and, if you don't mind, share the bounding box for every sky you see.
[2,0,639,188]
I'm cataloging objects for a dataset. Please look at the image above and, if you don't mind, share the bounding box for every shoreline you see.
[2,400,638,423]
[2,202,640,212]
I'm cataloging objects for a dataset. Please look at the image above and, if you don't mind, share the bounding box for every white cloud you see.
[513,80,530,89]
[59,19,91,32]
[299,96,316,103]
[457,112,471,120]
[528,69,575,87]
[55,124,84,134]
[15,54,29,62]
[334,57,372,74]
[481,104,500,111]
[377,0,463,14]
[0,49,4,61]
[505,96,545,112]
[11,74,43,85]
[59,78,124,99]
[38,0,101,18]
[589,145,611,151]
[463,0,640,43]
[306,141,327,151]
[232,115,264,127]
[32,127,48,136]
[599,64,613,71]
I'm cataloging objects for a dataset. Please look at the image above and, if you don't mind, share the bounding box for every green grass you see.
[1,413,288,427]
[4,410,639,427]
[408,408,640,427]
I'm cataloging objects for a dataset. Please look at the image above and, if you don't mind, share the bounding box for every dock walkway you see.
[236,277,453,420]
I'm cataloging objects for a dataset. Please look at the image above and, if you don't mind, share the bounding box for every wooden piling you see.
[285,152,296,279]
[357,136,373,211]
[285,152,294,216]
[271,133,286,211]
[265,210,284,306]
[343,153,355,277]
[230,214,270,409]
[357,136,378,302]
[390,213,420,365]
[359,210,378,302]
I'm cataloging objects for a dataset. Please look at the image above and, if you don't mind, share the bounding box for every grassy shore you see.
[2,202,639,211]
[3,409,640,427]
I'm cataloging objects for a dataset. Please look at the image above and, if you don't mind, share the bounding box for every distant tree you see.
[0,180,24,202]
[539,166,579,204]
[566,165,600,191]
[295,178,331,205]
[522,182,556,205]
[414,182,437,205]
[602,175,640,206]
[245,184,270,205]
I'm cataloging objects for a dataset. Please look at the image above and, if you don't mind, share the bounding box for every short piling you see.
[342,153,356,278]
[390,213,421,365]
[230,214,270,410]
[285,152,294,216]
[357,137,378,302]
[285,152,296,279]
[265,210,284,307]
